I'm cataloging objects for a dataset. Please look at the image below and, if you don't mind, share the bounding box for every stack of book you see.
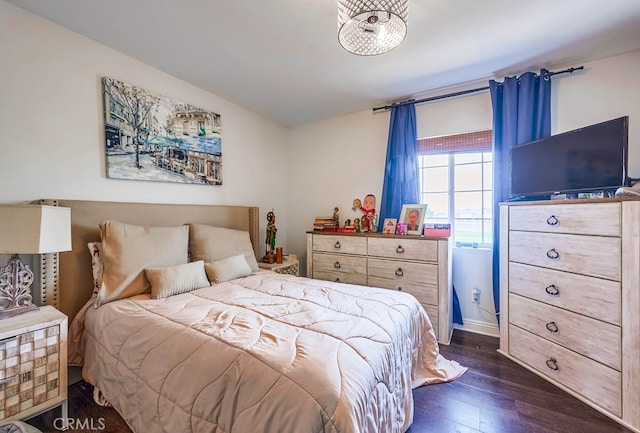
[313,217,337,231]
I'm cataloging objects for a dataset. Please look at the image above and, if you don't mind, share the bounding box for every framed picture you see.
[399,204,428,235]
[102,76,222,185]
[382,218,397,234]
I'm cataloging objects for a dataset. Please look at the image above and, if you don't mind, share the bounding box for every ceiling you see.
[8,0,640,127]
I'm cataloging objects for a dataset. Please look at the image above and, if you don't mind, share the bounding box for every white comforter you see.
[81,272,466,433]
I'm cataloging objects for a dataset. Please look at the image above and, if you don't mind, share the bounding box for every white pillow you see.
[189,224,259,272]
[145,260,210,299]
[205,254,253,284]
[96,220,189,307]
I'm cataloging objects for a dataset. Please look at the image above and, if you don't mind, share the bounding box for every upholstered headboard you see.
[34,199,259,322]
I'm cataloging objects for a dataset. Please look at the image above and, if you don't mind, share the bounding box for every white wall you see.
[3,0,640,337]
[288,49,640,336]
[0,1,289,254]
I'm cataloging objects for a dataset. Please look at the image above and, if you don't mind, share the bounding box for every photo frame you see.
[399,204,428,235]
[382,218,397,234]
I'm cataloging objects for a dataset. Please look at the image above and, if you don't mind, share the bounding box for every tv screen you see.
[510,116,629,198]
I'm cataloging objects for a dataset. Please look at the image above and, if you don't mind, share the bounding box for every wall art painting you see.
[102,76,222,185]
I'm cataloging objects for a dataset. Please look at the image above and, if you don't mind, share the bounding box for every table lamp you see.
[0,204,71,319]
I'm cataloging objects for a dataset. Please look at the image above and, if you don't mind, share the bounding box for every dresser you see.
[499,198,640,432]
[0,306,68,424]
[306,231,452,344]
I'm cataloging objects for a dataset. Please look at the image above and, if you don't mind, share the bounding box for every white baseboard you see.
[454,318,499,338]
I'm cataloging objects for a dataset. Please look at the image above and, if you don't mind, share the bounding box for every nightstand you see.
[258,255,299,276]
[0,306,68,424]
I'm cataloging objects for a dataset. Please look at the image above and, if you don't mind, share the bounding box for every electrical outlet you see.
[472,288,480,304]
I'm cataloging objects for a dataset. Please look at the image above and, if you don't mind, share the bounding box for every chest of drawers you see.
[306,232,452,344]
[0,306,68,424]
[499,198,640,432]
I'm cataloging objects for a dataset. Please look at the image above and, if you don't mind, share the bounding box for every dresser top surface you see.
[500,196,640,206]
[307,231,448,241]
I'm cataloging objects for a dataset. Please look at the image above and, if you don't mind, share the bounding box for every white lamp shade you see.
[0,204,71,254]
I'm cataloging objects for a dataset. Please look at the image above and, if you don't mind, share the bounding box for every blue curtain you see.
[378,104,419,228]
[490,69,552,324]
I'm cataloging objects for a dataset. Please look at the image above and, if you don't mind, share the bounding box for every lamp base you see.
[0,254,40,320]
[0,304,38,319]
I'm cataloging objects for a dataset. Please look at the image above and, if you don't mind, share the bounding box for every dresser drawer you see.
[368,276,438,306]
[367,237,438,262]
[311,253,367,285]
[509,294,621,370]
[313,235,367,255]
[509,326,621,416]
[367,258,438,285]
[509,203,620,236]
[508,262,620,325]
[509,231,621,281]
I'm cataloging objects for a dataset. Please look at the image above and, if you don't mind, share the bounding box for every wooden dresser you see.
[499,198,640,432]
[306,231,452,344]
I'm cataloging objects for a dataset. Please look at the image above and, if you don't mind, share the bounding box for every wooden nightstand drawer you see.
[258,256,299,276]
[0,306,67,424]
[509,202,620,236]
[367,237,438,262]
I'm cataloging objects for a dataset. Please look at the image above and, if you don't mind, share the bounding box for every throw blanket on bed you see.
[81,272,466,433]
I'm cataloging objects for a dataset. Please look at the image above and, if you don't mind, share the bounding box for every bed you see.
[37,199,466,433]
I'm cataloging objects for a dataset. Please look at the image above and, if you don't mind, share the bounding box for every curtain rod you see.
[372,66,584,112]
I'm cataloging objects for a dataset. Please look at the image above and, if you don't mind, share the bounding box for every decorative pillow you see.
[145,260,210,299]
[189,224,259,273]
[95,220,189,307]
[87,242,103,296]
[205,254,253,284]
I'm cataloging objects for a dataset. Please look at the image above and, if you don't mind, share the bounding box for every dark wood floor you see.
[28,330,632,433]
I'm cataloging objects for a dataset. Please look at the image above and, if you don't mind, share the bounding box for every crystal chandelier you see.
[338,0,408,56]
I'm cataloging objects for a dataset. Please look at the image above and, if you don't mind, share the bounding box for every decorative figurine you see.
[353,218,361,232]
[262,210,277,263]
[332,207,340,226]
[353,194,377,232]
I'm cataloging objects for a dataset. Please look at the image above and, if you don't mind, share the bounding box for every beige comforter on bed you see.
[81,272,466,433]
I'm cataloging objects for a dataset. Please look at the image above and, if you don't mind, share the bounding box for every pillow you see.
[189,224,259,273]
[87,242,103,296]
[145,260,210,299]
[205,254,253,284]
[95,220,189,307]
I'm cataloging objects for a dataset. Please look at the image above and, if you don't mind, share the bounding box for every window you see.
[418,130,493,247]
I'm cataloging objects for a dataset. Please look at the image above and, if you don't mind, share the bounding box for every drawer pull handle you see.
[545,321,559,333]
[334,241,341,249]
[545,285,560,296]
[334,261,341,269]
[546,249,560,260]
[396,245,404,253]
[335,277,340,282]
[395,268,404,277]
[397,287,402,291]
[546,357,559,371]
[546,215,559,226]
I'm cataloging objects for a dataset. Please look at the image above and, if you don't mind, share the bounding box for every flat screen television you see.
[510,116,629,198]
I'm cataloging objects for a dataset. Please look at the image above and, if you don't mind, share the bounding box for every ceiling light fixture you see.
[338,0,408,56]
